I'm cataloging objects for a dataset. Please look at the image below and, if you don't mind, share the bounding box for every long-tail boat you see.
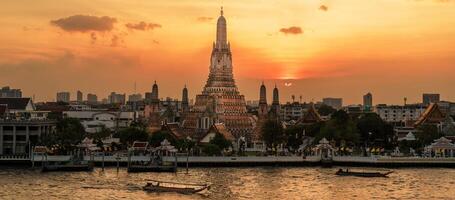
[143,180,210,194]
[335,169,393,177]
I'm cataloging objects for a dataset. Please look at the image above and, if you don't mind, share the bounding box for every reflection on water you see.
[0,166,454,199]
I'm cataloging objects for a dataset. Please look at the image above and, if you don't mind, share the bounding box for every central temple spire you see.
[204,7,237,95]
[216,7,227,49]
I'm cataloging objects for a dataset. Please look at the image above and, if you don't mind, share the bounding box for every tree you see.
[261,119,285,151]
[148,130,176,147]
[175,138,196,152]
[415,124,441,147]
[210,133,232,150]
[89,126,111,150]
[114,127,149,146]
[318,104,336,116]
[202,144,221,156]
[356,113,394,148]
[47,118,86,154]
[316,110,359,145]
[285,124,305,150]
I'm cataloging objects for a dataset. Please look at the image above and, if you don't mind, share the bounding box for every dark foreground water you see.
[1,166,455,199]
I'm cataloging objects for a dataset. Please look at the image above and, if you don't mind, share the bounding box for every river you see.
[0,166,454,199]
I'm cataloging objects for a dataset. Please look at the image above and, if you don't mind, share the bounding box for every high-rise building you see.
[182,8,255,140]
[363,92,373,111]
[423,93,440,105]
[56,92,70,103]
[128,93,142,102]
[108,92,126,104]
[87,93,98,104]
[0,86,22,98]
[322,97,343,109]
[77,90,83,102]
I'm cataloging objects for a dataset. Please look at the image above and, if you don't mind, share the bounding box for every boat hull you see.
[128,165,176,173]
[335,171,392,177]
[42,165,94,172]
[143,184,209,194]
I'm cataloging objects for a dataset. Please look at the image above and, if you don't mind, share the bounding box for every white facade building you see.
[63,110,136,133]
[376,104,427,123]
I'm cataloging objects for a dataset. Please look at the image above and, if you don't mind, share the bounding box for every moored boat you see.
[335,169,393,177]
[127,164,176,172]
[42,163,94,172]
[143,180,210,194]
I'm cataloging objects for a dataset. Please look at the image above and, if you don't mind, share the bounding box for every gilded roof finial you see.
[221,6,224,16]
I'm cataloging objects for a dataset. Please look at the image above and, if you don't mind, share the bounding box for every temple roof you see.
[297,104,323,124]
[206,123,235,141]
[161,122,186,139]
[414,103,445,126]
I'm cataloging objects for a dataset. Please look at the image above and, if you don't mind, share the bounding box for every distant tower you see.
[144,81,161,126]
[363,92,373,111]
[270,85,281,119]
[182,85,189,113]
[258,82,268,117]
[151,81,159,101]
[272,85,279,105]
[77,90,83,102]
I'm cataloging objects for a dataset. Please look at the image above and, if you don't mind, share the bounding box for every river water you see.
[0,166,454,199]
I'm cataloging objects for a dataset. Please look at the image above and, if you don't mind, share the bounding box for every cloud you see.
[110,35,125,47]
[125,21,161,31]
[197,17,213,22]
[279,26,303,35]
[319,5,328,11]
[50,15,117,32]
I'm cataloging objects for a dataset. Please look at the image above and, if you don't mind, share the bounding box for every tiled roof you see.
[415,103,445,126]
[209,123,235,141]
[298,104,323,124]
[0,98,31,110]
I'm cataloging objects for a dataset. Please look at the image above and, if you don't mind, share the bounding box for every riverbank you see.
[3,155,455,168]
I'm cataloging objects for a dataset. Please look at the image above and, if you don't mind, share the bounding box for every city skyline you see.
[1,1,454,104]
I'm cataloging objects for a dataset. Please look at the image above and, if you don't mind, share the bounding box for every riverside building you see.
[0,98,55,155]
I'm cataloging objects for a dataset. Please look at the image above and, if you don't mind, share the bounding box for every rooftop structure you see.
[0,86,22,98]
[56,92,70,103]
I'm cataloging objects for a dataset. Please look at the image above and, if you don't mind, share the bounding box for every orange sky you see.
[0,0,454,105]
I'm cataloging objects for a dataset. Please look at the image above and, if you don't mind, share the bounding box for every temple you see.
[182,8,255,142]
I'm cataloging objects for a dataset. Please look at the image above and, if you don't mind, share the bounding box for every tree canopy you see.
[40,118,86,154]
[210,133,232,150]
[415,124,441,146]
[316,110,359,145]
[148,130,176,147]
[317,104,337,116]
[356,113,394,147]
[261,119,285,150]
[114,126,149,146]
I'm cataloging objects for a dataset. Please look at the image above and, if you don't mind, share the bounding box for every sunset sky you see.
[0,0,454,105]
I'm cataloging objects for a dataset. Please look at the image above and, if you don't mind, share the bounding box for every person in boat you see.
[337,169,343,173]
